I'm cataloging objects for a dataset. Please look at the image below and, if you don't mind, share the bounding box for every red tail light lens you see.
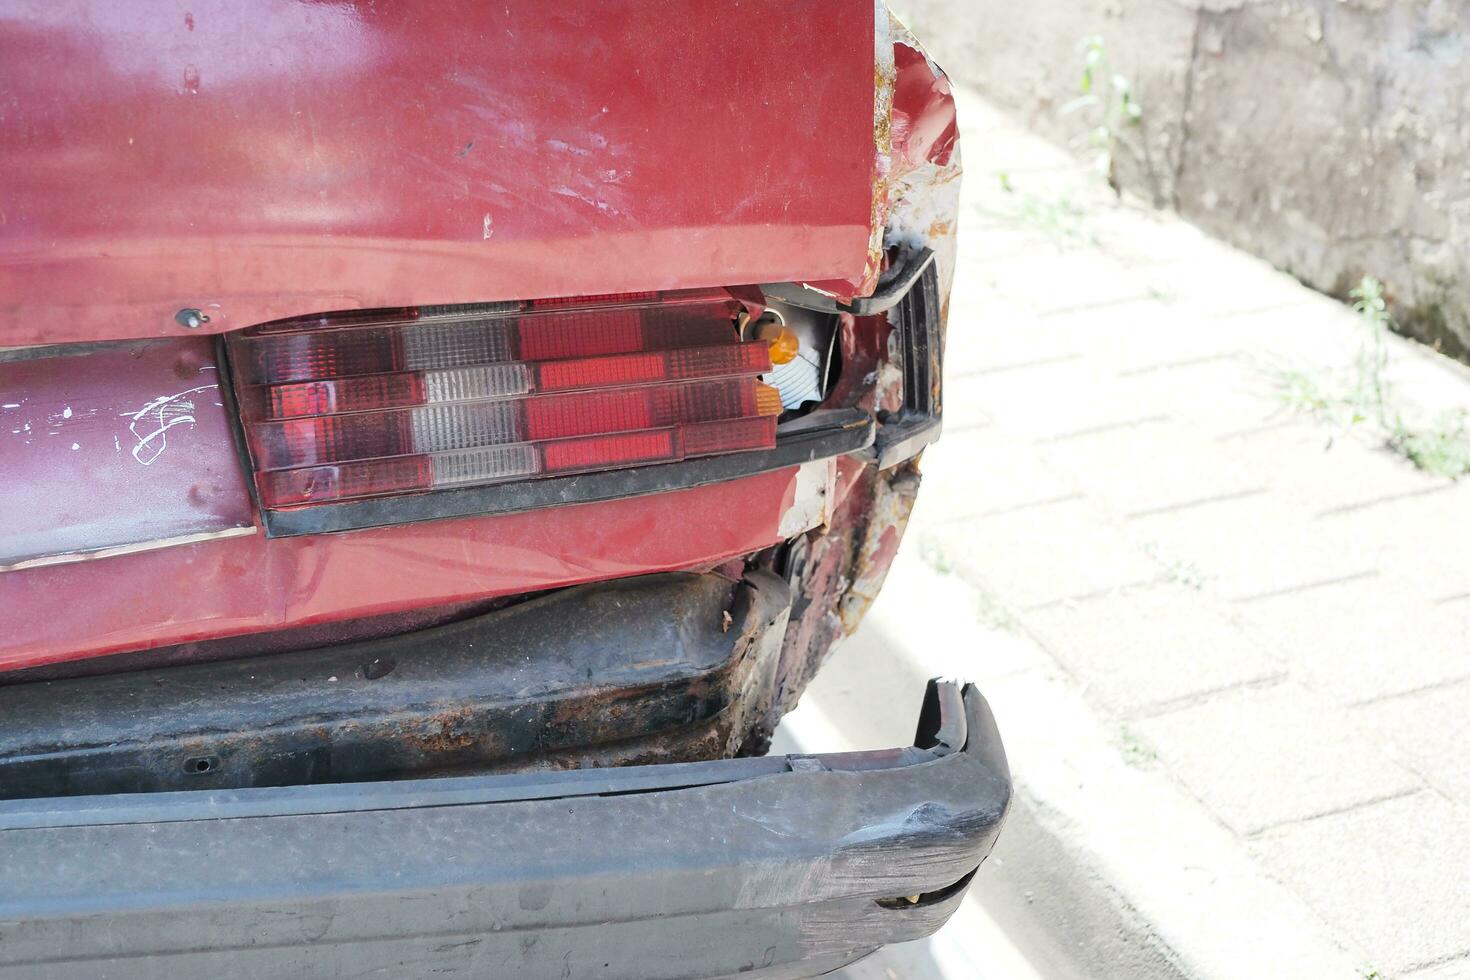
[227,290,780,508]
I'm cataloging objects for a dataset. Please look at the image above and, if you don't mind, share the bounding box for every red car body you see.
[1,0,957,674]
[0,5,999,979]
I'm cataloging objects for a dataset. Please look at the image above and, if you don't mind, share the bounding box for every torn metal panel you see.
[764,454,922,741]
[883,17,963,312]
[799,4,962,306]
[839,464,921,633]
[0,338,256,570]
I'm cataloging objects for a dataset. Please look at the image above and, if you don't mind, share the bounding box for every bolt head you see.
[175,308,209,329]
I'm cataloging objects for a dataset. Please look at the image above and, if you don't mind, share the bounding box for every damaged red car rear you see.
[0,3,1009,977]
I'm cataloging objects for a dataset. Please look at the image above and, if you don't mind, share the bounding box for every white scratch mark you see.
[113,434,122,453]
[1,403,19,409]
[47,406,99,426]
[124,384,217,466]
[482,212,494,240]
[544,138,592,158]
[550,185,623,216]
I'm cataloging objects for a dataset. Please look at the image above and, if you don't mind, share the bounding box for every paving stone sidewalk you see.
[917,86,1470,978]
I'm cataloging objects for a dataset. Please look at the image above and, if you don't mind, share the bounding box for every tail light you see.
[227,290,781,508]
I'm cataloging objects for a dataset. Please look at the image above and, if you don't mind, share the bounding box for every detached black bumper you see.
[0,680,1010,980]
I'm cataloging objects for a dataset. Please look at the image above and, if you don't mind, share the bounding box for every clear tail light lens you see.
[227,290,780,508]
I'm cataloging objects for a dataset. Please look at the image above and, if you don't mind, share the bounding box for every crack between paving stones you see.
[1230,570,1379,604]
[1245,787,1427,839]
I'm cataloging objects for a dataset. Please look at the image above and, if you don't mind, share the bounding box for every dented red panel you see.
[0,1,876,347]
[0,462,841,673]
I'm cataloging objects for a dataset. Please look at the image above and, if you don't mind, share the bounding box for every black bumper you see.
[0,680,1010,979]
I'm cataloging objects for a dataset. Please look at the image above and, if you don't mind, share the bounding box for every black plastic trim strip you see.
[874,252,944,468]
[262,409,874,537]
[212,332,265,515]
[763,246,936,316]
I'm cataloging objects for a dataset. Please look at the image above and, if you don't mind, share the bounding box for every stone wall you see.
[897,0,1470,359]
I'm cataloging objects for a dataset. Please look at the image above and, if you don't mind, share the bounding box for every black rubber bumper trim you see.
[261,408,874,537]
[0,680,1011,980]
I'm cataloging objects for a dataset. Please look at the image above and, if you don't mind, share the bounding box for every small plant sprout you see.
[1144,541,1207,590]
[917,533,952,576]
[1347,276,1392,426]
[1119,726,1158,767]
[1062,36,1144,188]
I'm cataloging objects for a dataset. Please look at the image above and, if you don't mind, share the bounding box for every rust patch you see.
[401,704,482,755]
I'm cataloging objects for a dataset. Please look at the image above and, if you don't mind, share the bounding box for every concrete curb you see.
[782,551,1368,979]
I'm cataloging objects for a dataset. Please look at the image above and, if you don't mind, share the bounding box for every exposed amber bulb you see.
[758,323,800,365]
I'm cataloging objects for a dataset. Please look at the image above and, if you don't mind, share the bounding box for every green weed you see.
[917,534,1018,630]
[917,534,952,575]
[1271,366,1337,424]
[1119,726,1158,767]
[1063,36,1144,187]
[1346,276,1393,426]
[1144,542,1208,590]
[1268,275,1470,478]
[1391,411,1470,478]
[973,587,1019,632]
[990,171,1091,243]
